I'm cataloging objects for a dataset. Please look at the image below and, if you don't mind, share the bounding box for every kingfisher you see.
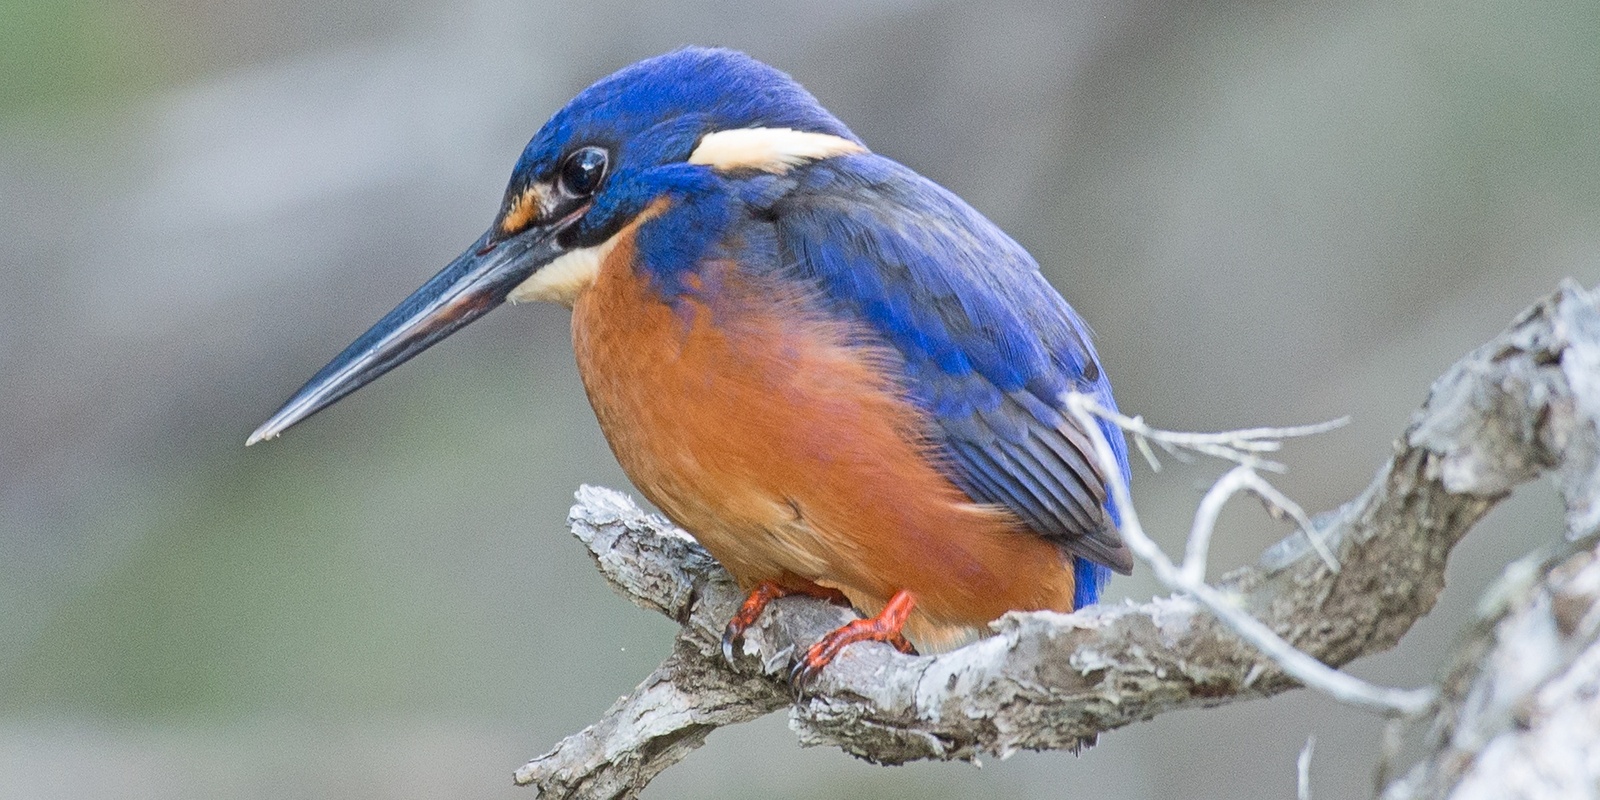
[249,47,1132,684]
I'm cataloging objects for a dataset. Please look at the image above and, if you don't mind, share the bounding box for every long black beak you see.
[247,223,568,445]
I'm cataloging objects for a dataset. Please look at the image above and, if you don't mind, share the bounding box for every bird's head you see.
[249,48,864,444]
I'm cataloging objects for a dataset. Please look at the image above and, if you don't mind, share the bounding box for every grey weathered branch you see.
[1381,534,1600,799]
[1382,281,1600,799]
[514,281,1600,799]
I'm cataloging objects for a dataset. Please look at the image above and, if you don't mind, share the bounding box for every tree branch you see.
[514,281,1600,799]
[1380,533,1600,798]
[1381,280,1600,798]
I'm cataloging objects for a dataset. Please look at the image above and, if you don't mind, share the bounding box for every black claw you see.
[788,644,830,695]
[788,659,819,697]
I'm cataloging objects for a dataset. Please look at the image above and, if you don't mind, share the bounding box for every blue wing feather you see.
[768,153,1134,593]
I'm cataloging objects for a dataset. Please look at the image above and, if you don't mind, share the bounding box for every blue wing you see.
[766,153,1133,602]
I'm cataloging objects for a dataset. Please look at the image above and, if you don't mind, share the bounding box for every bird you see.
[249,47,1132,686]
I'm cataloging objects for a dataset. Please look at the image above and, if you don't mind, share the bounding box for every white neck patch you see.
[507,236,620,307]
[507,200,669,307]
[688,127,865,174]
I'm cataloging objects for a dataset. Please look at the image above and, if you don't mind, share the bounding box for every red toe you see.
[722,579,854,664]
[791,590,917,689]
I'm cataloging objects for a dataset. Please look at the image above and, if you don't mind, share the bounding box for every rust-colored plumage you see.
[572,215,1078,649]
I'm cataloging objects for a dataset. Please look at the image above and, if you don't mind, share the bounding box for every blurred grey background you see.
[2,0,1596,797]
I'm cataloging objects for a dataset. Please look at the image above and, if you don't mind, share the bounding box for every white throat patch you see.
[507,237,619,307]
[688,127,865,174]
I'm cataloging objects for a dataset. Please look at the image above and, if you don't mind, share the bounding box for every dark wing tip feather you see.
[1102,542,1135,575]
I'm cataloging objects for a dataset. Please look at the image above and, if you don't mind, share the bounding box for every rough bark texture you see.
[1382,281,1600,799]
[513,282,1600,799]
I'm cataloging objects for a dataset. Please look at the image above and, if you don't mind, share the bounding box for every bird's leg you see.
[721,579,851,664]
[790,589,918,690]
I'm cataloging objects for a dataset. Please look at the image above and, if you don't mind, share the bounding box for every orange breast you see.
[570,220,1077,646]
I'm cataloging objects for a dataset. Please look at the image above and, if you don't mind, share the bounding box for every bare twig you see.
[514,282,1600,800]
[1182,465,1337,581]
[1068,393,1427,715]
[1089,405,1349,472]
[1298,735,1316,800]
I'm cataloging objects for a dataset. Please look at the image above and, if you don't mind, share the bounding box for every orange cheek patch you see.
[500,186,549,235]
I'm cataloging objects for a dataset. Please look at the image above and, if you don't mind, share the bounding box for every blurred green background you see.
[2,0,1596,797]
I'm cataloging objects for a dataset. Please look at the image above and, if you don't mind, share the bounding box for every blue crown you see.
[512,47,860,180]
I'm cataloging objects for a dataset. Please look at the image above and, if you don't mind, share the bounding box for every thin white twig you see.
[1106,401,1341,576]
[1180,464,1338,580]
[1183,465,1257,584]
[1067,393,1434,717]
[1095,406,1349,473]
[1133,428,1164,473]
[1241,469,1340,572]
[1298,735,1316,800]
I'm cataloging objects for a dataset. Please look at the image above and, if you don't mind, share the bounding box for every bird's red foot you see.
[790,590,918,690]
[721,580,850,664]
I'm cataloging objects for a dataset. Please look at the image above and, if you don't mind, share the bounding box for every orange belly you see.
[570,227,1077,647]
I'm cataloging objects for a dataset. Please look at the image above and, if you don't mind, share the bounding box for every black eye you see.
[558,147,608,197]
